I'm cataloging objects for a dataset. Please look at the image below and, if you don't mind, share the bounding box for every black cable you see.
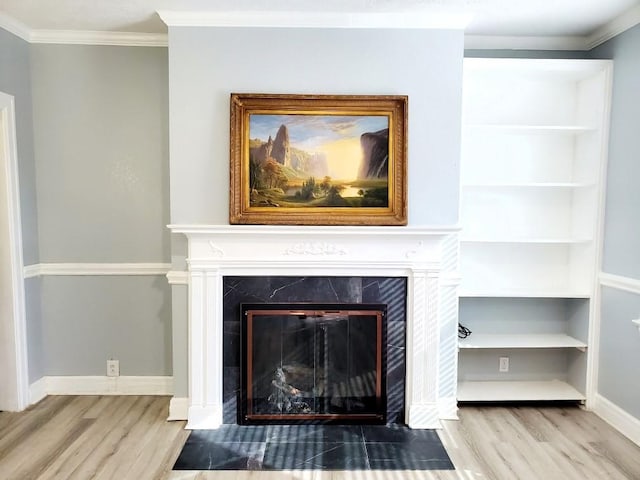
[458,324,472,339]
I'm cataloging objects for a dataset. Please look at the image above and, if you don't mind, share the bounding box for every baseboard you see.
[168,397,189,421]
[594,394,640,447]
[406,403,442,429]
[30,376,173,396]
[438,396,459,420]
[29,377,48,405]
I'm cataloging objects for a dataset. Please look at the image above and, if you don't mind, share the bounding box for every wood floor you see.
[1,396,639,480]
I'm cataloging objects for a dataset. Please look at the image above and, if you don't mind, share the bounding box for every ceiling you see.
[0,0,639,41]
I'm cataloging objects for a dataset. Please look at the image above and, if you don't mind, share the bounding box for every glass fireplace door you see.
[241,304,385,424]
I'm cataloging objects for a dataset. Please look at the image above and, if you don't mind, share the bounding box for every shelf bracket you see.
[632,319,640,336]
[576,346,587,352]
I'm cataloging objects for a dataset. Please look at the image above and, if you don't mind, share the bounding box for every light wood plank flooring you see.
[1,396,639,480]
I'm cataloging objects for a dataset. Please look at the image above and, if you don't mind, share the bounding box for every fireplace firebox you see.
[240,303,386,424]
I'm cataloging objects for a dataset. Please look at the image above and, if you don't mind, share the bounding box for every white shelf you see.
[457,380,586,402]
[460,237,591,244]
[464,124,595,134]
[462,182,595,189]
[459,290,591,299]
[459,334,587,350]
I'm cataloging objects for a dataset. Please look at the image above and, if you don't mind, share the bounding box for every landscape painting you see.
[249,114,389,209]
[230,94,407,226]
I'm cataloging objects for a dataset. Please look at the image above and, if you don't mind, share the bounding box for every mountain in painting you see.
[358,128,389,179]
[250,124,329,179]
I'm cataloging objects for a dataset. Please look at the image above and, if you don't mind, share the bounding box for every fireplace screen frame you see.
[240,303,387,424]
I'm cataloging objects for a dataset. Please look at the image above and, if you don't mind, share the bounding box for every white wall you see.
[168,27,464,226]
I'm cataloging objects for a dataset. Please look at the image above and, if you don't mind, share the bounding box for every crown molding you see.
[0,12,31,42]
[466,5,640,52]
[29,30,167,47]
[464,34,588,51]
[158,10,472,29]
[586,3,640,50]
[0,12,167,46]
[2,5,639,48]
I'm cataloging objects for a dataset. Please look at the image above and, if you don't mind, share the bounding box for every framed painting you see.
[229,93,407,226]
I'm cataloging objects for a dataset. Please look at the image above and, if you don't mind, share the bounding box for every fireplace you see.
[241,303,386,424]
[223,276,407,425]
[170,225,460,429]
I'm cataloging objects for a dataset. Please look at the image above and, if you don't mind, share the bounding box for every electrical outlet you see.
[107,359,120,377]
[499,356,509,373]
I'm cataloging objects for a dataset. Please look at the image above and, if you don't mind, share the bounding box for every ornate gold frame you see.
[229,93,407,225]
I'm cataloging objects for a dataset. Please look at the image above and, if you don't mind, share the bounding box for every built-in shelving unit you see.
[458,58,612,403]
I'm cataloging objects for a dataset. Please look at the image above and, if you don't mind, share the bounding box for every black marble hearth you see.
[173,424,454,471]
[223,276,407,424]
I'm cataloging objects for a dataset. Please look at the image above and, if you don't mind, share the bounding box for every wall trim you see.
[0,12,31,42]
[29,30,168,47]
[438,397,458,421]
[464,34,589,51]
[167,270,189,285]
[28,377,47,405]
[168,397,189,421]
[23,263,171,278]
[31,376,173,397]
[1,92,29,411]
[586,4,640,50]
[0,12,167,46]
[600,272,640,295]
[1,3,639,48]
[594,394,640,447]
[158,10,471,30]
[466,5,640,51]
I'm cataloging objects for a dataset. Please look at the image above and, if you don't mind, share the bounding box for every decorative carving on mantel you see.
[405,240,425,259]
[284,241,347,256]
[208,241,225,257]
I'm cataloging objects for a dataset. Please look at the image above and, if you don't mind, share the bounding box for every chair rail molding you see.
[23,263,172,279]
[600,272,640,295]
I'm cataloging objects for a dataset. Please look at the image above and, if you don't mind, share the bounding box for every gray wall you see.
[590,25,640,279]
[30,44,170,262]
[28,44,172,377]
[0,28,44,383]
[590,24,640,418]
[168,27,464,226]
[599,287,640,418]
[0,29,39,265]
[41,276,171,375]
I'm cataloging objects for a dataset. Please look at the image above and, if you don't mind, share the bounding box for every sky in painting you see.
[249,114,388,179]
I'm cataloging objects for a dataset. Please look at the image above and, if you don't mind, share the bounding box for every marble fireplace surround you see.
[171,225,460,430]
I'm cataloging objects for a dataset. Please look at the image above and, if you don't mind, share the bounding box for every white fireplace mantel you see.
[170,224,460,429]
